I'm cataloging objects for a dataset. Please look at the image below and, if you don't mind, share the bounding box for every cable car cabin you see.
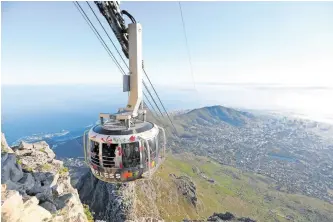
[83,119,166,183]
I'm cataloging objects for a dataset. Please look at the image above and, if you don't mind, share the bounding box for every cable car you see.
[83,114,166,183]
[83,2,166,183]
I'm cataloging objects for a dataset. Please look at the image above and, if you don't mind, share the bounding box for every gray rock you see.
[77,171,135,222]
[1,153,24,183]
[40,201,57,213]
[170,174,197,207]
[1,152,9,165]
[1,154,10,182]
[1,135,88,222]
[35,189,53,203]
[192,166,200,174]
[32,172,55,187]
[207,212,235,221]
[19,141,34,150]
[18,173,35,191]
[15,141,57,171]
[4,179,23,191]
[12,164,23,182]
[54,193,73,210]
[206,212,256,222]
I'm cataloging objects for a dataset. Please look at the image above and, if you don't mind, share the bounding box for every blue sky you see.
[2,1,333,86]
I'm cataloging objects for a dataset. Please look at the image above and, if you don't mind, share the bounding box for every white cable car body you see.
[83,2,166,183]
[83,119,166,183]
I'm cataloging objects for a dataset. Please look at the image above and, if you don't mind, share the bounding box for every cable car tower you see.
[83,1,166,183]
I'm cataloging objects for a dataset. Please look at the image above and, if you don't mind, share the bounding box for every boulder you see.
[54,193,73,210]
[238,218,256,222]
[18,173,36,191]
[23,196,39,207]
[1,189,52,222]
[1,190,24,221]
[192,166,200,174]
[40,201,57,213]
[1,153,24,183]
[206,212,257,222]
[32,172,57,188]
[4,180,24,192]
[52,183,65,196]
[33,188,53,203]
[19,141,34,150]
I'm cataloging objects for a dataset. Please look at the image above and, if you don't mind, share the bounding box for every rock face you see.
[2,187,52,222]
[170,174,197,207]
[76,170,136,222]
[1,133,14,153]
[206,212,256,222]
[192,166,215,184]
[1,138,88,222]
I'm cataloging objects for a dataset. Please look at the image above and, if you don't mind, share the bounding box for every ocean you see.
[2,83,333,145]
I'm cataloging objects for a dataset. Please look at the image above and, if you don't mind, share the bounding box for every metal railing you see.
[83,130,90,166]
[157,126,166,159]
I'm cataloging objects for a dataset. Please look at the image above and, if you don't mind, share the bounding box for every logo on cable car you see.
[92,169,121,179]
[91,168,141,181]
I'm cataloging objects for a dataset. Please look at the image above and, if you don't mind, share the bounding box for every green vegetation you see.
[16,158,22,165]
[135,153,333,222]
[42,163,52,171]
[83,204,94,222]
[25,167,33,172]
[39,147,48,154]
[58,167,69,175]
[1,143,10,153]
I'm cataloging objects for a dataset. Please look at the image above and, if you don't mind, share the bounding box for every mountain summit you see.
[176,105,254,127]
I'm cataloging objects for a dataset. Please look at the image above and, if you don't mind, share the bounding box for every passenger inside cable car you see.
[122,142,140,168]
[102,143,117,168]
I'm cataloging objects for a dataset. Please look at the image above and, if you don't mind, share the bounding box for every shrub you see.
[25,167,33,172]
[83,204,94,222]
[16,159,22,165]
[59,167,69,175]
[1,144,9,153]
[39,148,47,154]
[42,163,52,171]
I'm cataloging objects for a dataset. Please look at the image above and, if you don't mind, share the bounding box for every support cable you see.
[74,1,161,119]
[178,2,200,107]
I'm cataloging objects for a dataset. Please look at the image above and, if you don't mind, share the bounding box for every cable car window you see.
[148,138,157,160]
[122,142,140,168]
[90,140,100,165]
[102,143,117,168]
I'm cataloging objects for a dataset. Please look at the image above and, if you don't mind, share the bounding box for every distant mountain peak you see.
[178,105,255,127]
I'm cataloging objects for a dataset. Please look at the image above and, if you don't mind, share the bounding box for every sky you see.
[1,1,333,86]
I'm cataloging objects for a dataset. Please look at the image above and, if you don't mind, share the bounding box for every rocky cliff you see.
[1,133,88,222]
[77,170,136,222]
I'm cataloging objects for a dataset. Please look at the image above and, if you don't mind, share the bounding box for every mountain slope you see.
[74,153,333,221]
[134,153,333,222]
